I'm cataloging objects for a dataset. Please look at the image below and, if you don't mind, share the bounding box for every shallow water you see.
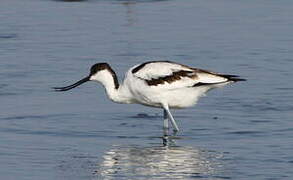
[1,0,293,179]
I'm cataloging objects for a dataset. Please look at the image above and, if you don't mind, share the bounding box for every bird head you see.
[53,63,115,91]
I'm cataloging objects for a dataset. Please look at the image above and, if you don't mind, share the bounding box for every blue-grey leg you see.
[163,109,169,131]
[163,109,169,146]
[162,104,179,132]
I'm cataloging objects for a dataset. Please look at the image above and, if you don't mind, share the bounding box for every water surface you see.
[1,0,293,179]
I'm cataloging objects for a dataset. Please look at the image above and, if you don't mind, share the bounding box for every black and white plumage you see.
[54,61,245,134]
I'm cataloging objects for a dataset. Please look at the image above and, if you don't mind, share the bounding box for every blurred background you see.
[0,0,293,179]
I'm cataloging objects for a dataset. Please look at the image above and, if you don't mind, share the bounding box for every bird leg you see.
[163,109,169,132]
[162,109,169,145]
[162,104,179,133]
[163,109,169,146]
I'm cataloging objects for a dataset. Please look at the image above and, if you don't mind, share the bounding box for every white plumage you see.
[54,61,245,135]
[125,61,230,108]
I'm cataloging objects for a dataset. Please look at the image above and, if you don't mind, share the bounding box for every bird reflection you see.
[95,145,225,179]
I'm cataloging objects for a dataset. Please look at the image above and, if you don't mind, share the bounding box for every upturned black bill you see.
[53,76,90,91]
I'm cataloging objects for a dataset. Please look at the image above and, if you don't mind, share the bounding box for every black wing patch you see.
[219,74,246,82]
[145,70,197,86]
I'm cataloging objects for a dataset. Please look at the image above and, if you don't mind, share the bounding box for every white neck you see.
[90,70,131,104]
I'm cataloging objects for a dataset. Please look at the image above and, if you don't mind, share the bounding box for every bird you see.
[53,61,245,134]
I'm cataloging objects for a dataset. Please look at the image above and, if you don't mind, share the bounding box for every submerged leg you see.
[163,109,169,131]
[162,104,179,132]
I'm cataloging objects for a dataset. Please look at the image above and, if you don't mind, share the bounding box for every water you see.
[1,0,293,179]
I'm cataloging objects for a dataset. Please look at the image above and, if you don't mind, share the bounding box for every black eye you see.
[90,65,99,75]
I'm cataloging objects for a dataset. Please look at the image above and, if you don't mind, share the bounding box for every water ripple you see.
[0,33,17,39]
[1,114,75,121]
[226,130,265,135]
[128,113,160,119]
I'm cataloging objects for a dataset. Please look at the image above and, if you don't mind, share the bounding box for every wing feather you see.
[131,61,232,90]
[132,61,193,80]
